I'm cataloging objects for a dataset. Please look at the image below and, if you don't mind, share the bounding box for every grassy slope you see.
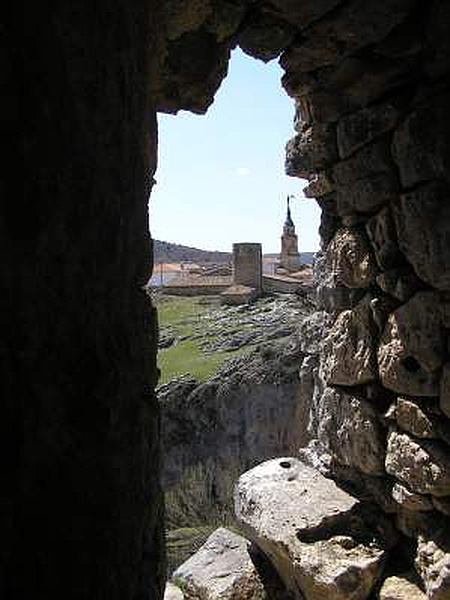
[156,295,248,384]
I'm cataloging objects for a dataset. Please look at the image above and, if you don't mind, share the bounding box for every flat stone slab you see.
[235,458,392,600]
[172,527,264,600]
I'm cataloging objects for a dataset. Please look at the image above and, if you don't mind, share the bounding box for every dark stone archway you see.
[11,1,450,598]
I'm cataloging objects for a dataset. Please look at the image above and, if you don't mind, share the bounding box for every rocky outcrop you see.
[160,326,313,529]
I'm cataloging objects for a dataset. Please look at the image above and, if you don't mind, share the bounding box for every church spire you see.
[284,195,294,229]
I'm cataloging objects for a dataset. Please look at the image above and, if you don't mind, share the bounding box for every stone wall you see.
[12,2,165,598]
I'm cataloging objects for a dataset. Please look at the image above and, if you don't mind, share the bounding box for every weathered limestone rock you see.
[268,0,342,32]
[332,142,398,215]
[416,534,450,600]
[332,140,395,185]
[376,268,422,303]
[391,482,434,512]
[395,508,441,539]
[326,228,378,289]
[393,182,450,291]
[297,310,332,355]
[285,123,337,179]
[432,496,450,518]
[172,527,264,600]
[391,397,439,440]
[164,582,184,600]
[322,296,377,386]
[337,101,401,159]
[378,572,426,599]
[385,429,450,497]
[378,293,444,396]
[303,172,334,198]
[366,207,403,271]
[440,363,450,419]
[279,0,415,74]
[392,93,450,187]
[235,458,392,600]
[314,247,366,313]
[315,387,386,475]
[238,10,296,62]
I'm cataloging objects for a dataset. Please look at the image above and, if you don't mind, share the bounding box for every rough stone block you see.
[416,533,450,600]
[392,397,439,440]
[441,364,450,419]
[392,482,434,512]
[386,429,450,497]
[279,0,415,74]
[269,0,342,31]
[172,527,264,600]
[332,140,394,186]
[337,101,401,159]
[285,123,337,179]
[376,268,422,303]
[238,10,296,62]
[393,182,450,291]
[235,458,393,600]
[366,207,404,271]
[377,292,444,397]
[326,227,378,288]
[303,171,335,198]
[392,94,450,187]
[315,387,386,475]
[322,296,378,386]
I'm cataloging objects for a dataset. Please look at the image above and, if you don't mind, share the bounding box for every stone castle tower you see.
[279,195,300,272]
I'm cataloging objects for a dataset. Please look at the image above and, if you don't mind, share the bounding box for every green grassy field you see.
[156,295,246,384]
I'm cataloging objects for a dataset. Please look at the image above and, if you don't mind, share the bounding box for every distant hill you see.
[153,240,316,266]
[153,240,231,264]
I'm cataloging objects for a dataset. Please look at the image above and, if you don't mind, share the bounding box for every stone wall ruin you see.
[13,1,450,598]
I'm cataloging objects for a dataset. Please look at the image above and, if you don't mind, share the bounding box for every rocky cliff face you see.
[160,328,312,530]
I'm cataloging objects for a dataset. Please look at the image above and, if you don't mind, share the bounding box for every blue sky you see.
[149,48,320,254]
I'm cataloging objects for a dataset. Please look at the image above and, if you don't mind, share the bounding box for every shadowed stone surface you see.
[378,293,444,396]
[393,182,450,291]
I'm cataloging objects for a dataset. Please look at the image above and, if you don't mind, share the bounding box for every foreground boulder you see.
[235,458,395,600]
[172,527,265,600]
[164,583,184,600]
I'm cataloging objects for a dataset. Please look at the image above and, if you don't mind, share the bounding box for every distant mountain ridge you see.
[153,240,315,265]
[153,240,231,264]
